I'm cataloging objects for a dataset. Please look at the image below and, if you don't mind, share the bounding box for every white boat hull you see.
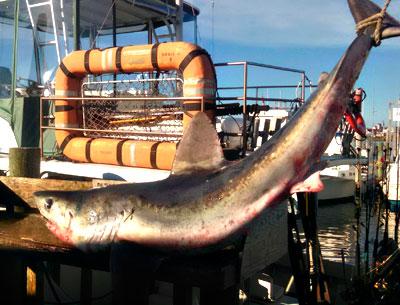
[319,175,355,203]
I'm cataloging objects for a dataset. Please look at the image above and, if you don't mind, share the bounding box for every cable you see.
[90,0,121,49]
[210,0,215,57]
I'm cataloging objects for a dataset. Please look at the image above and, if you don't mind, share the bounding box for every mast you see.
[175,0,183,41]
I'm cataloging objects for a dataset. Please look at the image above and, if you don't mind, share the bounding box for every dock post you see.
[287,197,309,304]
[5,147,40,215]
[26,262,44,305]
[297,192,331,304]
[7,147,43,304]
[9,147,41,179]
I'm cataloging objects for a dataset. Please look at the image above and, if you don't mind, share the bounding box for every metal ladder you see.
[149,18,177,43]
[25,0,68,83]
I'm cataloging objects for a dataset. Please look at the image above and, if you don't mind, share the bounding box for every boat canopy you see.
[0,0,199,151]
[0,0,199,36]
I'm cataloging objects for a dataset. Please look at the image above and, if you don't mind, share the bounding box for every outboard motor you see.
[221,117,244,150]
[220,117,246,160]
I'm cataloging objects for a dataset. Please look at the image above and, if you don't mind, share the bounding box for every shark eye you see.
[88,210,98,224]
[44,198,53,210]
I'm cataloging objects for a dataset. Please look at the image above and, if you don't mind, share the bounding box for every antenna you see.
[211,0,214,57]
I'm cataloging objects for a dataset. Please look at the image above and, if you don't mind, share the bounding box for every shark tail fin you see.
[348,0,400,41]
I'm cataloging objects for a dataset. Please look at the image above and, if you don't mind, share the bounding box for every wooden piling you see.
[7,147,43,304]
[26,262,44,305]
[297,192,331,304]
[9,147,41,178]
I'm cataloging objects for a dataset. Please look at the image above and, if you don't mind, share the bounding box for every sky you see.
[189,0,400,127]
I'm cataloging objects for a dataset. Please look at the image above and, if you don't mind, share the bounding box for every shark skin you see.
[35,0,400,252]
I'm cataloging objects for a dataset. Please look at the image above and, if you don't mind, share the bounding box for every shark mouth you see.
[46,221,74,245]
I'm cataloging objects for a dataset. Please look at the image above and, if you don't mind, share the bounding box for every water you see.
[318,202,359,265]
[317,200,397,267]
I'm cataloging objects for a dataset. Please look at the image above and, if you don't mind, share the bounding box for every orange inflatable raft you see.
[54,42,216,170]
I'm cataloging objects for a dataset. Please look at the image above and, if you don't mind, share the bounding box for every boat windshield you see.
[0,0,199,88]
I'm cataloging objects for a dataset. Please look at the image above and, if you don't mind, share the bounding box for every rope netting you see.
[81,72,184,142]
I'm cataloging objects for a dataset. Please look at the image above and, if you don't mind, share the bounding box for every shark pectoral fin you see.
[348,0,400,39]
[171,112,225,175]
[290,172,324,194]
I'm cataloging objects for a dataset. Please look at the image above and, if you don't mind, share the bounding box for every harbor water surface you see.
[317,200,394,267]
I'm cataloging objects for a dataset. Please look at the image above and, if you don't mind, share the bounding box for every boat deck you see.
[0,154,170,183]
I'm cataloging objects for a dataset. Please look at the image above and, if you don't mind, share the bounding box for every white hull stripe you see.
[129,143,137,166]
[183,87,216,96]
[101,49,114,71]
[55,90,79,97]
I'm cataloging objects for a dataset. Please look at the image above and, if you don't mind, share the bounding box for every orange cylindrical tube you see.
[54,42,216,170]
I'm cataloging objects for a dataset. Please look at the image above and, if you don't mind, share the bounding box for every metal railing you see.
[214,61,314,155]
[40,61,314,158]
[39,95,205,157]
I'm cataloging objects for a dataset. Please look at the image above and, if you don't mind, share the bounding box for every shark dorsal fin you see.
[172,112,224,175]
[348,0,400,33]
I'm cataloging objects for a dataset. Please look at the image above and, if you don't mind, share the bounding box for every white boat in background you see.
[0,117,17,154]
[219,109,357,203]
[386,156,400,211]
[319,135,356,203]
[319,174,355,203]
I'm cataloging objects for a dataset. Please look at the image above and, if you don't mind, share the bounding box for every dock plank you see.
[0,177,124,208]
[0,213,71,253]
[0,212,110,270]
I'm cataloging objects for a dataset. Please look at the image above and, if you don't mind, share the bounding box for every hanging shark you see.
[35,0,400,251]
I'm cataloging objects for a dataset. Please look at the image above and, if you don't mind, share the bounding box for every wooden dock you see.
[0,176,287,305]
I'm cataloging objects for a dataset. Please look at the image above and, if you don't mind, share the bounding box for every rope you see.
[355,0,391,46]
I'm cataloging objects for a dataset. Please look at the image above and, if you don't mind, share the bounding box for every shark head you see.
[35,189,124,248]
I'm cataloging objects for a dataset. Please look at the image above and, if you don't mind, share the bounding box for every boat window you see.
[0,0,14,98]
[15,1,40,94]
[19,0,73,86]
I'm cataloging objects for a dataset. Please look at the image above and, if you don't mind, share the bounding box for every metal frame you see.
[10,0,20,117]
[26,0,61,62]
[73,0,80,50]
[80,76,184,133]
[39,96,205,157]
[40,61,313,159]
[81,77,184,88]
[214,61,311,156]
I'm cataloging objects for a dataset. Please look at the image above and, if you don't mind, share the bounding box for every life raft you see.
[54,42,216,170]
